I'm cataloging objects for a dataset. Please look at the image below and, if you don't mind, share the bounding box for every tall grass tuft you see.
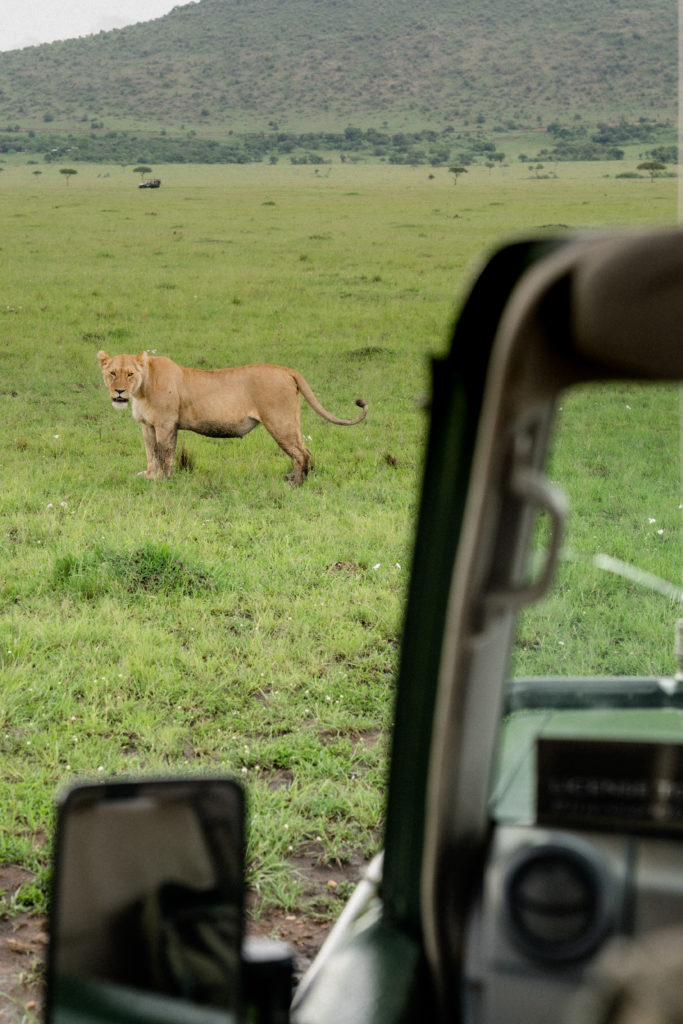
[52,543,216,599]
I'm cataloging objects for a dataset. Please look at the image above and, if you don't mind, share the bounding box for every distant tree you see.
[646,145,676,164]
[59,168,77,185]
[637,160,666,181]
[33,170,42,179]
[449,165,467,184]
[134,165,152,180]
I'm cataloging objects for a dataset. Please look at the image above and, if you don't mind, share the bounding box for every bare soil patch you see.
[0,867,46,1023]
[246,847,367,982]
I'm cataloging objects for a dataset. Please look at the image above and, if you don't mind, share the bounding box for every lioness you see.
[97,350,368,485]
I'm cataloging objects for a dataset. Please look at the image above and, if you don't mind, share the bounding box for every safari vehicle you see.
[47,228,683,1024]
[138,179,161,189]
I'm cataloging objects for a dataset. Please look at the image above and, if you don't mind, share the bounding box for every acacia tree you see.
[637,160,666,182]
[134,165,152,181]
[59,168,77,186]
[449,165,467,185]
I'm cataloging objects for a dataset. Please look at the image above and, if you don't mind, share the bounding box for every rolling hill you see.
[0,0,676,136]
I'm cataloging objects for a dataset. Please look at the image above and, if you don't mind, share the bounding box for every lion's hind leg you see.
[277,437,311,486]
[259,404,312,485]
[263,426,311,485]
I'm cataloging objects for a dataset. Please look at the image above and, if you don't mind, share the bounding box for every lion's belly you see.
[182,415,259,439]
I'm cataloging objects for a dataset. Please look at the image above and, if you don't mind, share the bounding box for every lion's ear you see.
[97,350,110,366]
[137,351,150,369]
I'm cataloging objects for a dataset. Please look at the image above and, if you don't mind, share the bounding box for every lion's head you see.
[97,350,148,409]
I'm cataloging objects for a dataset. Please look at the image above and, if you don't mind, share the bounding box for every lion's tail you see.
[293,371,368,426]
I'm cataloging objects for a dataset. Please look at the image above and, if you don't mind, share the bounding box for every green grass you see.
[515,382,683,679]
[0,161,678,916]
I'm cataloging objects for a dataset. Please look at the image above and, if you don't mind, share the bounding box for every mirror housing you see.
[47,777,293,1024]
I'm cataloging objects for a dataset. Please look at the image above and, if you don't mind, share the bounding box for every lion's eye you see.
[127,372,133,378]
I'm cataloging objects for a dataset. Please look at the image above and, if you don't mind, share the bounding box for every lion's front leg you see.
[153,425,178,478]
[138,424,177,479]
[139,423,160,478]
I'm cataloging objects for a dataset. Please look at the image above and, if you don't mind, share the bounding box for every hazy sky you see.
[1,1,187,52]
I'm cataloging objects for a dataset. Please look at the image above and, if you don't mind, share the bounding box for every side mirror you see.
[46,777,290,1023]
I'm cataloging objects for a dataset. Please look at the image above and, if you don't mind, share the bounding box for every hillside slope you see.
[0,0,676,133]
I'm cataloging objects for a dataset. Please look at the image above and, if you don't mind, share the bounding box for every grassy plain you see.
[0,160,678,917]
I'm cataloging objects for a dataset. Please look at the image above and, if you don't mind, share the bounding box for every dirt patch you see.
[0,867,47,1023]
[246,910,331,983]
[246,847,368,982]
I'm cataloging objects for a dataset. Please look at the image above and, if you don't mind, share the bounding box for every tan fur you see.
[97,350,368,485]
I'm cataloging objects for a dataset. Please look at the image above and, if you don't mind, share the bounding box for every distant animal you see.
[97,350,368,485]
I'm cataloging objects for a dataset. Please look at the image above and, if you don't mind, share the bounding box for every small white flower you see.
[53,435,59,439]
[649,518,656,524]
[373,563,381,570]
[658,529,664,535]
